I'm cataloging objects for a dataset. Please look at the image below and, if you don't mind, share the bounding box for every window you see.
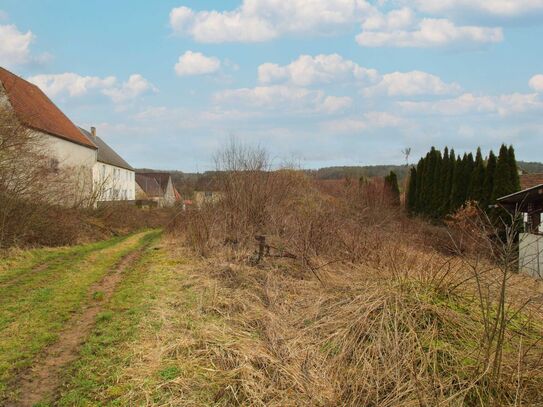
[49,158,59,173]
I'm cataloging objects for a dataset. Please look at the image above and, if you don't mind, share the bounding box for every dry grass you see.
[50,222,543,406]
[162,143,543,405]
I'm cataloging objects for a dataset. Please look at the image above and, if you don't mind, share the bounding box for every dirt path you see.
[9,247,146,407]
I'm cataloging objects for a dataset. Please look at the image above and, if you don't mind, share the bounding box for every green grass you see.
[55,247,225,406]
[0,230,160,402]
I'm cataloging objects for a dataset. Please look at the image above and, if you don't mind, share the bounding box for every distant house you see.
[80,127,135,202]
[0,66,97,202]
[193,190,222,207]
[498,184,543,278]
[135,172,179,207]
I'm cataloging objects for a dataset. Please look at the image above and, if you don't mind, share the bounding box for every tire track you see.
[8,242,149,407]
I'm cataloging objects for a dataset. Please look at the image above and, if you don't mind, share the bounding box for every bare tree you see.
[401,147,412,167]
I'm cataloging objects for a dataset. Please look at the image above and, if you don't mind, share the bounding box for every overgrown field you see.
[2,143,543,406]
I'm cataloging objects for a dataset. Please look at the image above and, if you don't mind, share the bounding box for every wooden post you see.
[255,235,266,264]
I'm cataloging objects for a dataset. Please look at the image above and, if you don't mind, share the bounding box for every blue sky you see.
[1,0,542,171]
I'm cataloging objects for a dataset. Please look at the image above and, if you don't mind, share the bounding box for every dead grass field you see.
[2,142,543,405]
[34,229,541,406]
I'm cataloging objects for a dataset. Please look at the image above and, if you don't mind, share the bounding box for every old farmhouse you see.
[0,66,135,205]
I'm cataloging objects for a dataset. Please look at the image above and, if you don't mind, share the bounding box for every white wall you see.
[519,233,543,279]
[93,162,135,201]
[34,129,97,169]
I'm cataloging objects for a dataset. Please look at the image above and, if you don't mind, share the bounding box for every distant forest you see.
[137,159,540,199]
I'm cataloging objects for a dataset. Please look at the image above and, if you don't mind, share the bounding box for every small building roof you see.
[79,127,133,171]
[521,173,543,190]
[136,174,164,198]
[0,67,96,149]
[497,184,543,213]
[137,172,171,191]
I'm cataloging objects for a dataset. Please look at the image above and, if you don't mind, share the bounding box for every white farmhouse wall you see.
[33,129,97,169]
[93,162,135,201]
[519,233,543,279]
[33,129,97,205]
[163,178,176,207]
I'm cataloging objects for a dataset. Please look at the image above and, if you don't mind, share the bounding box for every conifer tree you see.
[406,167,417,213]
[507,145,521,192]
[451,154,473,212]
[492,144,515,201]
[443,149,456,215]
[482,150,497,210]
[439,147,450,216]
[415,158,425,213]
[385,171,401,206]
[430,149,443,217]
[422,147,437,216]
[469,147,485,203]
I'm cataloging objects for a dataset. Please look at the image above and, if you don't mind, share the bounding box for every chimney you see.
[90,126,96,138]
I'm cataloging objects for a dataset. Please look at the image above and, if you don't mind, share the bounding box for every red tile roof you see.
[0,67,96,149]
[520,174,543,190]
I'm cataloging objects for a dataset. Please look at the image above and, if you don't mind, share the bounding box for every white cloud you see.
[322,111,407,133]
[28,73,116,97]
[412,0,543,18]
[357,17,503,47]
[102,74,157,103]
[214,85,351,114]
[321,96,353,113]
[28,73,156,103]
[174,51,222,76]
[362,7,415,31]
[258,54,379,86]
[169,0,372,43]
[399,92,543,116]
[364,71,461,96]
[529,74,543,92]
[0,24,34,67]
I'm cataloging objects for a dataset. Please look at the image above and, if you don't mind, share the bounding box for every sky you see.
[0,0,542,172]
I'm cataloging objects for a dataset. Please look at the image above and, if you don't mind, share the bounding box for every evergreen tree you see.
[443,149,456,215]
[451,154,474,212]
[430,149,443,217]
[415,158,425,213]
[438,147,450,216]
[492,144,515,201]
[421,148,439,215]
[385,171,401,206]
[406,167,417,213]
[482,150,497,210]
[507,145,521,192]
[469,147,485,203]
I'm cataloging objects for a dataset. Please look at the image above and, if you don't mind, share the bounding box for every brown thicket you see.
[169,142,543,406]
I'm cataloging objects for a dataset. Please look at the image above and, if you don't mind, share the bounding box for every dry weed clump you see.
[168,143,543,406]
